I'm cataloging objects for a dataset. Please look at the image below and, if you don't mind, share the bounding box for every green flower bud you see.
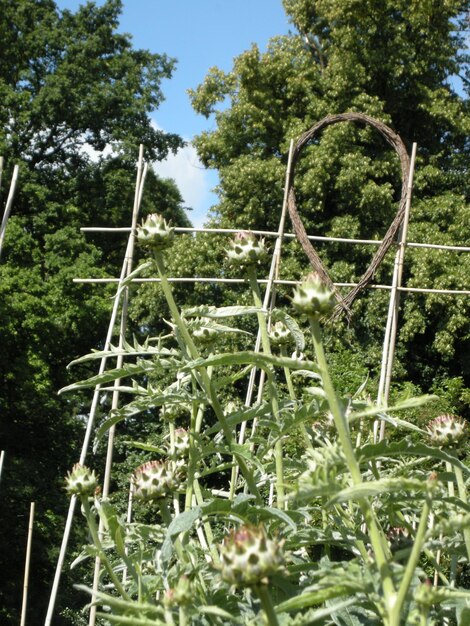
[132,460,179,501]
[192,317,218,344]
[226,231,267,267]
[173,428,190,458]
[137,213,174,251]
[65,464,98,497]
[163,576,192,608]
[426,414,466,448]
[218,525,284,587]
[292,272,335,317]
[268,320,292,347]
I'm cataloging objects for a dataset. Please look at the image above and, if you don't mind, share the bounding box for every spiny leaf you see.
[358,439,470,475]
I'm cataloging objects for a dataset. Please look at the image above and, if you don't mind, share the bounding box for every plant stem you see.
[453,465,470,561]
[154,250,261,502]
[81,497,130,601]
[308,315,396,612]
[389,494,432,626]
[255,585,280,626]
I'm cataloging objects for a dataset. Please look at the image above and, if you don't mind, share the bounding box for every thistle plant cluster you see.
[63,221,470,626]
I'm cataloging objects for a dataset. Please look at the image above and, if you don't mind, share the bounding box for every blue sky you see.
[56,1,293,225]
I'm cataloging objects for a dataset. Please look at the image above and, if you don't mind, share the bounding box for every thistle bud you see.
[173,428,190,458]
[268,321,292,347]
[218,525,284,587]
[192,317,218,344]
[163,576,191,608]
[132,460,179,501]
[292,272,335,317]
[426,414,466,448]
[226,231,267,267]
[137,213,174,251]
[65,464,98,497]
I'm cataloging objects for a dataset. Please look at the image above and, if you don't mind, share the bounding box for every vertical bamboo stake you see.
[88,148,147,626]
[20,502,35,626]
[0,156,4,195]
[45,147,146,626]
[375,143,417,442]
[0,450,4,484]
[0,164,19,261]
[238,139,295,441]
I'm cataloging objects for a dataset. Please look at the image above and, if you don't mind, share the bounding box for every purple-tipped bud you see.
[132,460,179,501]
[226,231,267,267]
[292,272,335,317]
[426,414,466,448]
[65,464,98,497]
[218,525,284,587]
[137,213,174,251]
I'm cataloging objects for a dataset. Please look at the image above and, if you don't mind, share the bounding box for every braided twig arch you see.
[287,112,410,319]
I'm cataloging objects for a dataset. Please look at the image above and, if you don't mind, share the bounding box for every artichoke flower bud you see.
[292,272,335,317]
[132,460,179,501]
[268,320,292,347]
[426,414,466,448]
[65,464,98,497]
[226,231,267,267]
[192,317,218,344]
[137,213,174,251]
[173,428,190,458]
[218,525,284,587]
[163,575,192,608]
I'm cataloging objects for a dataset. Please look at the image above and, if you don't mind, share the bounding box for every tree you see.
[0,1,190,623]
[187,0,469,395]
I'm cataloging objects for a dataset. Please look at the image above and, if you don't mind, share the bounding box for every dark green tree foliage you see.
[188,0,469,391]
[0,1,189,623]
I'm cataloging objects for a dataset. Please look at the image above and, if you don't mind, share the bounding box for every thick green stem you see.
[81,497,130,600]
[453,466,470,561]
[255,585,280,626]
[154,250,261,502]
[247,267,285,509]
[308,315,396,612]
[389,495,432,626]
[280,345,314,454]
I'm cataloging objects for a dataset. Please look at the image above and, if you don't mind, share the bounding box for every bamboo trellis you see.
[44,129,469,624]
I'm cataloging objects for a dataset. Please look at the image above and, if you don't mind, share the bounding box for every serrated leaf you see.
[60,360,157,394]
[184,304,263,318]
[328,477,429,504]
[275,586,353,612]
[358,439,470,475]
[184,350,319,374]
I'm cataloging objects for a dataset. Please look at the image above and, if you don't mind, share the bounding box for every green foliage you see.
[0,1,190,623]
[185,0,470,397]
[62,238,470,625]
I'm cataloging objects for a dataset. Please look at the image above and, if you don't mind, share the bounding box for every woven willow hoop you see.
[287,112,410,319]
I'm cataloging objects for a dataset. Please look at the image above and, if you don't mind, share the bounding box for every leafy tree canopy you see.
[184,0,469,390]
[0,1,190,623]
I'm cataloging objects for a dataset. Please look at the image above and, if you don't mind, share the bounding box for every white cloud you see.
[153,143,217,228]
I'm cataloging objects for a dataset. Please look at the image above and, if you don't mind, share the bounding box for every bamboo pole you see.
[20,502,35,626]
[0,156,4,195]
[88,148,147,626]
[375,143,417,442]
[44,147,146,626]
[72,276,470,295]
[0,450,4,484]
[234,140,295,490]
[0,164,19,260]
[80,225,470,253]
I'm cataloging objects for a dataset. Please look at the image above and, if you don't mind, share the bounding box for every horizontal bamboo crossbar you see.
[72,277,470,295]
[80,226,470,253]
